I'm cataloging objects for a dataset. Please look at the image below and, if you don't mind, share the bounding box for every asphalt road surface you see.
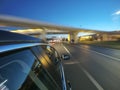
[54,43,120,90]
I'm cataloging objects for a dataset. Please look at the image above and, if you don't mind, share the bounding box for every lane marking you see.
[61,44,72,56]
[64,61,80,65]
[75,45,120,62]
[62,44,104,90]
[81,67,104,90]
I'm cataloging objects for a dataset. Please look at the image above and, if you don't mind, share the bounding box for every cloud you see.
[113,10,120,15]
[112,10,120,30]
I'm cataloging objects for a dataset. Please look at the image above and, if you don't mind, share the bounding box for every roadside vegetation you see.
[79,41,120,50]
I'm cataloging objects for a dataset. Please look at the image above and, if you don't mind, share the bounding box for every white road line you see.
[75,46,120,62]
[81,67,104,90]
[62,44,104,90]
[61,44,72,56]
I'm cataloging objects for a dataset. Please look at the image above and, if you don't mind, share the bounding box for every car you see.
[0,30,71,90]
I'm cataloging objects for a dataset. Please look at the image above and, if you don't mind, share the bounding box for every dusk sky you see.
[0,0,120,31]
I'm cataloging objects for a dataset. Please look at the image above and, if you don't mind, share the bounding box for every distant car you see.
[48,39,61,46]
[0,30,71,90]
[70,39,74,44]
[48,40,56,45]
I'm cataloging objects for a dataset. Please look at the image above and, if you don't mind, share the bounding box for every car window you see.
[42,45,60,64]
[31,46,63,89]
[0,49,60,90]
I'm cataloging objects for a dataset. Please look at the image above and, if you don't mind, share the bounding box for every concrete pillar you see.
[68,34,71,43]
[68,32,79,43]
[39,29,46,42]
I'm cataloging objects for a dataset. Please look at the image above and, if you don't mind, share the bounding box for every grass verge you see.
[79,41,120,50]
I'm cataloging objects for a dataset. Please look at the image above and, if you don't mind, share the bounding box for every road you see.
[54,43,120,90]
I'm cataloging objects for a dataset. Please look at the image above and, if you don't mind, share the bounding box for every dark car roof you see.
[0,30,47,53]
[0,30,42,45]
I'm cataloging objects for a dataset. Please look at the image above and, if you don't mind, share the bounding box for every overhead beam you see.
[0,15,108,33]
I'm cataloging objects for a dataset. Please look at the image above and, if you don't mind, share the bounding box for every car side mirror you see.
[67,80,72,90]
[61,54,70,60]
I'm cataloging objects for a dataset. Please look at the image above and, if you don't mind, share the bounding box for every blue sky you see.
[0,0,120,31]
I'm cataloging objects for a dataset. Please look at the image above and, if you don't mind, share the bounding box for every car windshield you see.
[1,0,120,90]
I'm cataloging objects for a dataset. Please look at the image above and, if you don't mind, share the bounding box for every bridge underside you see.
[0,15,119,43]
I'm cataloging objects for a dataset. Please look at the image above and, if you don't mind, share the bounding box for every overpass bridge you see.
[0,15,118,43]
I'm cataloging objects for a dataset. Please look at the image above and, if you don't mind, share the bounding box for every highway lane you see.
[79,45,120,60]
[54,43,120,90]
